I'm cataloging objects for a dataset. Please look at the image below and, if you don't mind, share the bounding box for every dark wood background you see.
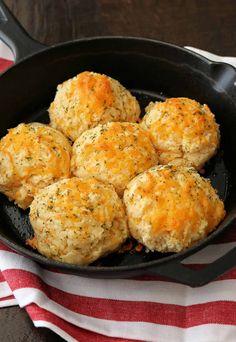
[1,0,236,341]
[3,0,236,55]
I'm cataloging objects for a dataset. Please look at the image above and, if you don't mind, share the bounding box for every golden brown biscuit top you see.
[0,122,71,188]
[126,165,225,237]
[49,71,141,141]
[75,71,114,113]
[30,177,125,234]
[143,97,219,150]
[72,122,158,191]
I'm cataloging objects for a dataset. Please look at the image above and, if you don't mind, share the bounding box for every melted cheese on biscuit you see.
[141,97,220,170]
[124,165,225,252]
[49,71,141,141]
[29,177,128,265]
[71,122,159,195]
[0,123,71,209]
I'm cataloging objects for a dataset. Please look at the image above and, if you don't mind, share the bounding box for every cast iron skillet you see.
[1,1,236,287]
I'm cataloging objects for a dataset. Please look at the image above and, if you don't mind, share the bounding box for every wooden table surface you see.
[1,0,236,341]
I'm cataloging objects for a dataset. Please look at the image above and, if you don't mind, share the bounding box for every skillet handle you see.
[0,0,46,61]
[148,246,236,287]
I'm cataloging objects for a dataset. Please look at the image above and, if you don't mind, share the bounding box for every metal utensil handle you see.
[0,0,45,61]
[149,245,236,287]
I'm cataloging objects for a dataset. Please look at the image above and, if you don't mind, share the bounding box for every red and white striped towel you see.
[1,40,236,342]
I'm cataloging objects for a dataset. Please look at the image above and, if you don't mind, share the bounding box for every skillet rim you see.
[1,35,236,75]
[0,35,236,274]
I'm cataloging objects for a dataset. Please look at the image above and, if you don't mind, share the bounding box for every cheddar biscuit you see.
[29,177,128,265]
[71,122,158,196]
[49,71,141,141]
[0,123,71,209]
[141,97,220,170]
[123,165,225,253]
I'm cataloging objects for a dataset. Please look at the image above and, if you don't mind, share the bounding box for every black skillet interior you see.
[1,35,236,282]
